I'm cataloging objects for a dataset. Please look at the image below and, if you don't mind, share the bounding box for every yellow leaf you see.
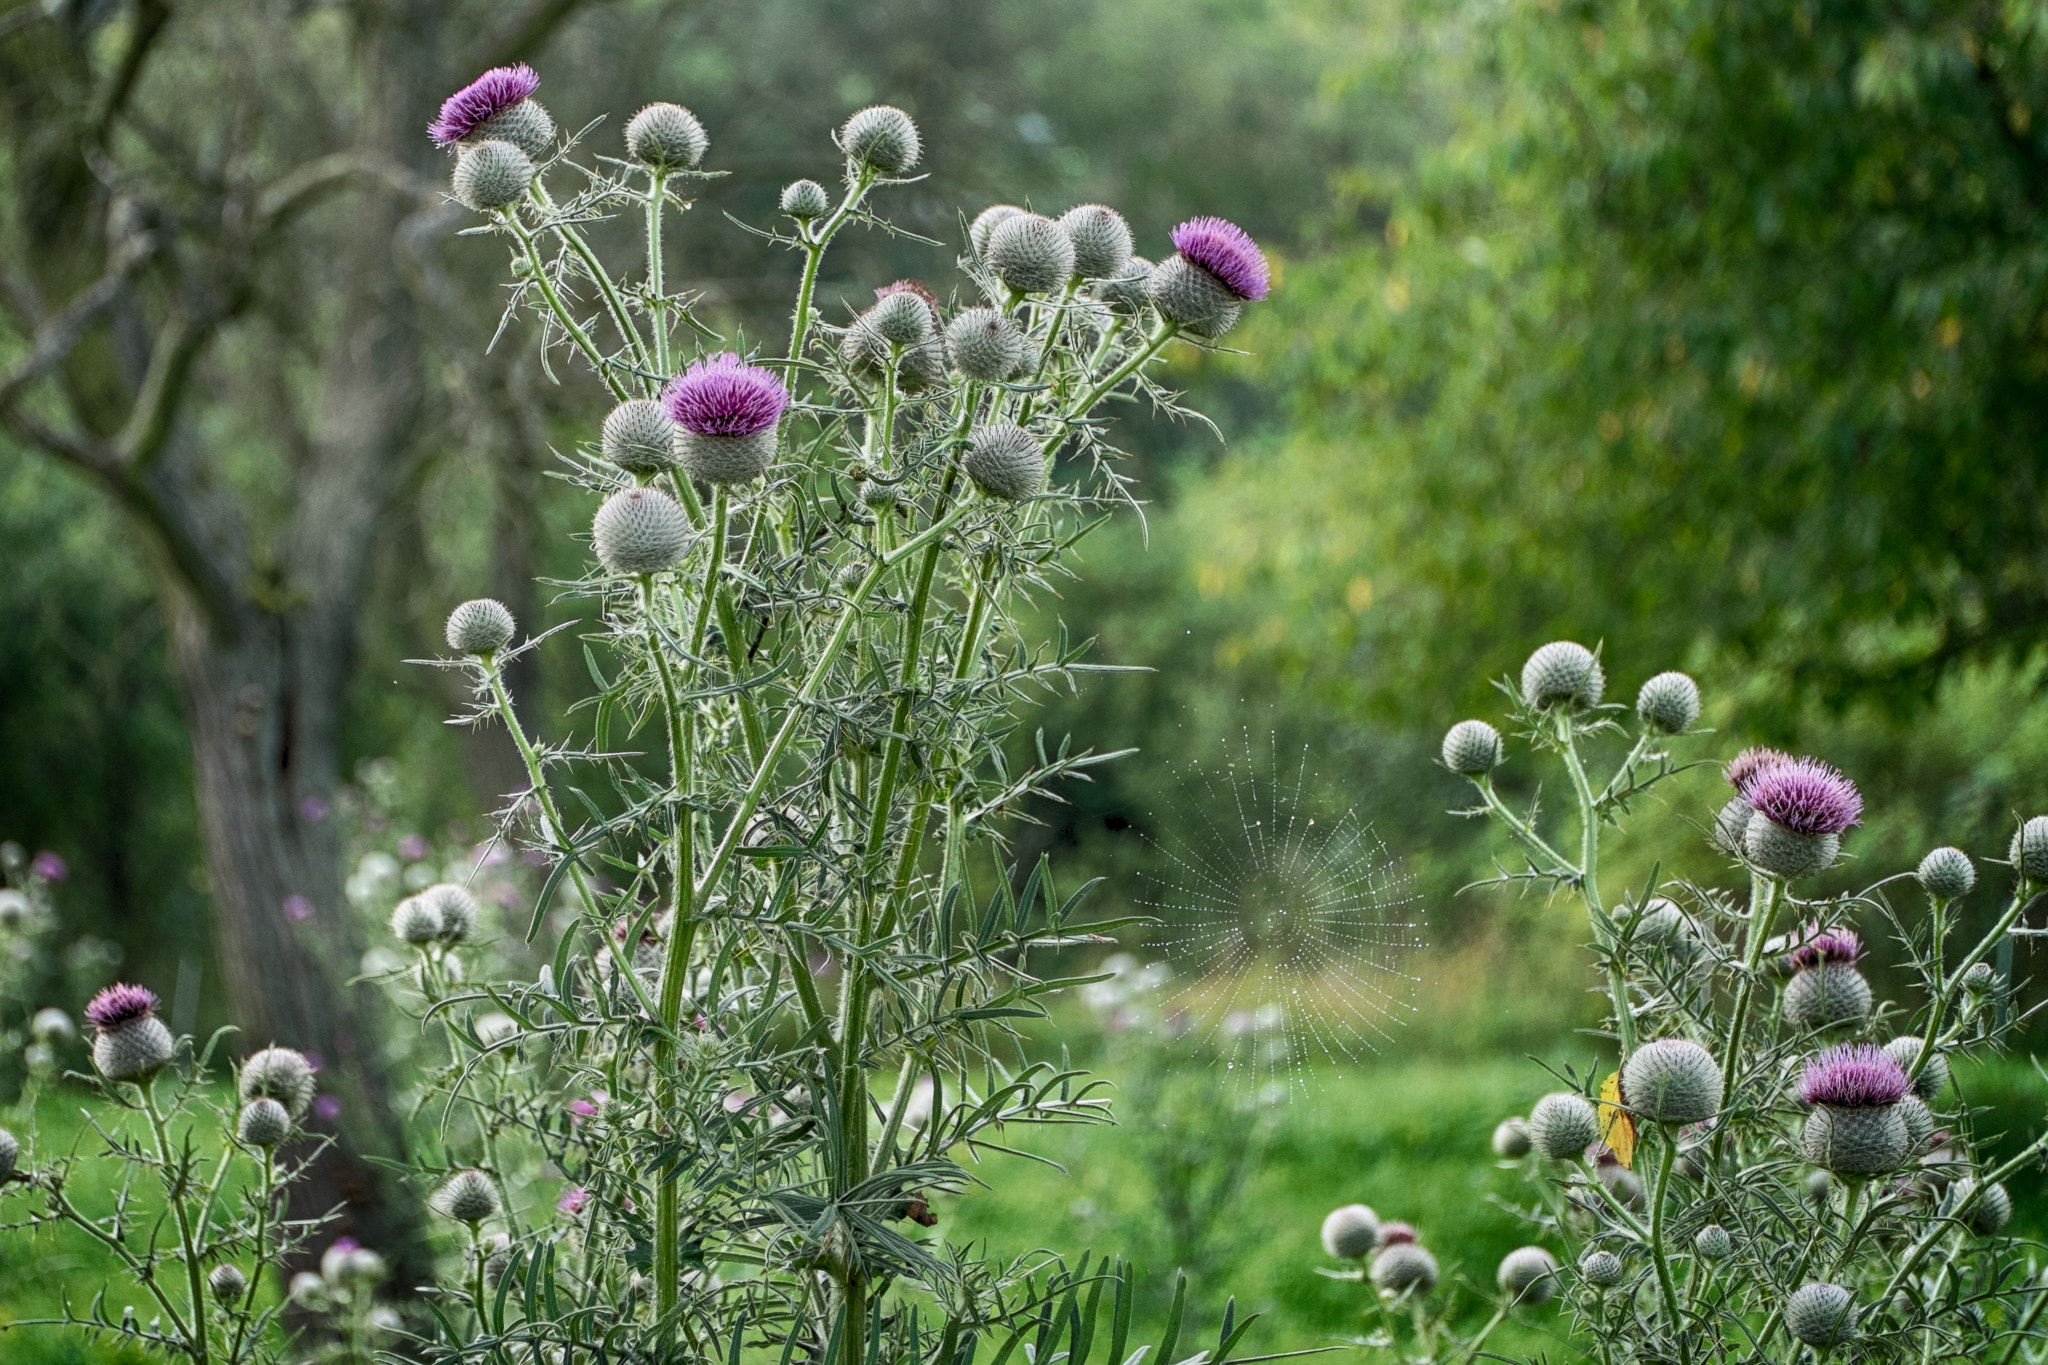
[1598,1071,1636,1169]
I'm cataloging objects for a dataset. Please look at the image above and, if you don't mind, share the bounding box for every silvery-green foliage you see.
[1339,646,2048,1362]
[394,79,1262,1365]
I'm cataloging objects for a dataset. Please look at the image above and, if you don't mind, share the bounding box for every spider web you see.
[1136,731,1425,1095]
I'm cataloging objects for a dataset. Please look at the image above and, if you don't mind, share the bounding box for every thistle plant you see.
[1323,640,2048,1361]
[385,64,1277,1365]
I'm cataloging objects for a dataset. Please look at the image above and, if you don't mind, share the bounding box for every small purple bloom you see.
[1786,924,1863,970]
[313,1094,343,1122]
[303,1051,325,1073]
[429,65,540,148]
[283,894,314,922]
[299,796,330,823]
[1376,1221,1417,1247]
[662,353,789,438]
[1800,1043,1910,1108]
[1723,745,1791,794]
[567,1098,599,1121]
[874,278,939,313]
[556,1186,589,1215]
[1743,756,1862,835]
[329,1237,360,1255]
[399,834,431,862]
[1169,216,1270,301]
[85,983,159,1030]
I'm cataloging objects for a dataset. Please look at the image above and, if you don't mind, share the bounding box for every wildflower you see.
[1799,1044,1912,1174]
[1881,1036,1949,1099]
[1635,671,1700,733]
[2011,815,2048,879]
[240,1047,316,1118]
[781,180,830,219]
[1916,846,1975,899]
[1059,204,1134,280]
[452,141,536,212]
[30,1008,73,1043]
[963,425,1046,502]
[208,1264,246,1303]
[1497,1246,1559,1305]
[1168,216,1271,300]
[969,204,1024,256]
[1320,1204,1379,1259]
[1441,720,1504,776]
[446,599,516,656]
[1785,1282,1856,1347]
[986,213,1076,295]
[1783,926,1872,1027]
[1519,641,1604,710]
[601,400,679,475]
[839,106,921,174]
[1741,757,1860,878]
[592,487,690,575]
[429,65,553,157]
[625,102,708,170]
[557,1186,590,1216]
[85,984,174,1081]
[1370,1241,1438,1295]
[434,1170,502,1225]
[1694,1224,1732,1260]
[237,1098,291,1148]
[1528,1091,1600,1158]
[1492,1116,1533,1158]
[664,353,789,485]
[1620,1037,1723,1125]
[1580,1249,1624,1287]
[945,308,1027,382]
[391,895,440,944]
[420,883,479,943]
[1148,216,1268,334]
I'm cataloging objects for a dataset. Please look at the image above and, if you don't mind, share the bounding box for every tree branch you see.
[0,237,156,411]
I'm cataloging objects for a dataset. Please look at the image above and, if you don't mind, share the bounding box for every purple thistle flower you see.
[875,279,939,310]
[85,983,159,1031]
[1799,1043,1910,1108]
[429,65,540,148]
[1376,1221,1417,1247]
[1723,745,1791,794]
[1169,216,1270,301]
[662,353,789,438]
[557,1186,589,1215]
[1786,924,1863,970]
[1743,756,1862,835]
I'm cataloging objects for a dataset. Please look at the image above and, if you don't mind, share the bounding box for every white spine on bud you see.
[945,308,1027,381]
[238,1098,292,1147]
[1636,671,1700,733]
[1785,1282,1856,1347]
[1783,961,1871,1026]
[1146,253,1240,335]
[625,102,708,170]
[1320,1204,1379,1259]
[678,429,778,485]
[1620,1038,1723,1124]
[1528,1092,1600,1158]
[209,1263,248,1304]
[970,205,1025,257]
[2012,815,2048,878]
[1882,1036,1949,1099]
[1520,641,1604,709]
[1579,1249,1624,1288]
[445,599,515,655]
[421,883,479,943]
[452,141,535,212]
[434,1169,502,1225]
[781,180,830,219]
[868,291,935,346]
[1370,1243,1438,1295]
[1915,845,1975,898]
[476,101,555,159]
[839,106,921,174]
[1694,1224,1732,1260]
[93,1016,175,1080]
[963,425,1046,502]
[601,400,679,475]
[592,488,690,575]
[1802,1104,1910,1174]
[1441,720,1503,775]
[240,1047,316,1119]
[1492,1116,1532,1158]
[986,214,1076,295]
[1497,1246,1558,1305]
[1743,816,1840,879]
[1059,204,1134,279]
[392,895,441,945]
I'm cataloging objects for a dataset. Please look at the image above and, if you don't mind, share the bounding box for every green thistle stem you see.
[1647,1134,1687,1364]
[502,212,631,402]
[786,169,877,381]
[141,1080,210,1365]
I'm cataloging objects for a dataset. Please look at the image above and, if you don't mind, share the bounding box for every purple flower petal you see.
[299,796,330,823]
[556,1186,589,1215]
[1799,1043,1910,1108]
[662,353,789,438]
[1743,756,1862,835]
[85,983,159,1030]
[1168,216,1270,301]
[429,65,540,148]
[1786,924,1863,970]
[283,894,315,922]
[399,834,430,862]
[312,1094,343,1121]
[1723,746,1791,794]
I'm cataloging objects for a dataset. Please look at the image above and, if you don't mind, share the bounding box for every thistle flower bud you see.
[391,895,440,945]
[1916,846,1975,898]
[1694,1224,1732,1260]
[986,213,1075,295]
[1806,1169,1832,1203]
[1520,641,1603,709]
[868,289,936,346]
[452,141,534,212]
[1965,961,1996,992]
[430,66,550,155]
[1882,1036,1949,1099]
[1579,1249,1624,1288]
[0,1127,16,1182]
[1784,961,1871,1027]
[1492,1116,1532,1158]
[1620,1038,1723,1125]
[1636,671,1700,733]
[1629,897,1695,950]
[434,1169,501,1225]
[1896,1094,1935,1154]
[1528,1092,1600,1159]
[969,205,1025,257]
[945,308,1027,382]
[420,883,479,943]
[1320,1204,1379,1259]
[1369,1242,1438,1295]
[1099,257,1154,314]
[963,425,1046,502]
[1497,1246,1558,1305]
[445,599,515,656]
[240,1047,316,1119]
[1145,253,1240,335]
[0,889,27,928]
[601,399,679,475]
[1802,1103,1909,1174]
[325,1242,387,1287]
[2012,815,2048,878]
[781,179,830,220]
[1744,817,1842,880]
[1441,720,1503,776]
[839,105,921,175]
[1956,1178,2013,1235]
[209,1263,247,1304]
[30,1007,74,1043]
[238,1098,291,1147]
[477,101,556,159]
[592,488,690,576]
[1059,204,1134,280]
[625,102,708,170]
[1785,1282,1856,1347]
[664,353,789,486]
[86,984,174,1081]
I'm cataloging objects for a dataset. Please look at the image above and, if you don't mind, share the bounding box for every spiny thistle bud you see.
[781,179,830,220]
[601,399,679,475]
[1099,257,1154,314]
[1712,796,1754,856]
[1170,215,1270,301]
[625,102,708,170]
[451,141,534,212]
[1319,1204,1379,1259]
[391,895,440,945]
[1441,720,1503,776]
[986,213,1076,295]
[664,353,789,486]
[209,1263,248,1304]
[1630,897,1694,948]
[1694,1224,1732,1260]
[1145,253,1240,336]
[30,1008,73,1042]
[1580,1249,1624,1288]
[1955,1178,2013,1235]
[1520,641,1604,709]
[1800,1045,1913,1173]
[430,65,547,153]
[1785,1282,1856,1347]
[944,308,1027,382]
[1964,961,1996,992]
[1059,204,1134,279]
[325,1241,386,1286]
[1806,1169,1832,1203]
[868,288,936,346]
[1492,1116,1532,1158]
[1741,756,1860,878]
[1636,671,1700,733]
[839,105,921,175]
[238,1098,292,1148]
[476,100,556,160]
[1497,1246,1558,1305]
[1620,1037,1723,1125]
[963,425,1046,502]
[445,598,515,656]
[1370,1242,1438,1295]
[418,884,477,943]
[434,1169,501,1225]
[2011,815,2048,878]
[1916,846,1975,899]
[240,1047,316,1119]
[1882,1036,1949,1099]
[0,1127,16,1182]
[970,204,1025,257]
[1896,1093,1935,1154]
[592,488,690,576]
[86,984,174,1081]
[1784,962,1872,1028]
[1529,1092,1600,1159]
